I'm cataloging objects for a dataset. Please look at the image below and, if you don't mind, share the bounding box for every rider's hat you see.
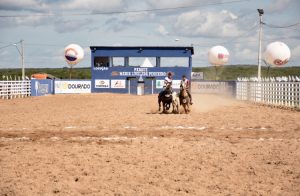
[167,72,172,76]
[182,74,186,78]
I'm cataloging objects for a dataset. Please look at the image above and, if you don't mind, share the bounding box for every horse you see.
[179,86,190,114]
[158,85,173,113]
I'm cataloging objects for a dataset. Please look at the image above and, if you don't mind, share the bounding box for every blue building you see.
[90,46,194,94]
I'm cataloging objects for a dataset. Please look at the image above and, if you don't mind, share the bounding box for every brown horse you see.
[179,86,190,114]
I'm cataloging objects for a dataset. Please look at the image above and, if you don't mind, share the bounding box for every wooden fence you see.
[0,80,31,99]
[236,77,300,108]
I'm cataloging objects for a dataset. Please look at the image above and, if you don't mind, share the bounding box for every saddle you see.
[160,89,172,102]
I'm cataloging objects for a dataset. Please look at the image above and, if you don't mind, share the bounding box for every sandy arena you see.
[0,93,300,195]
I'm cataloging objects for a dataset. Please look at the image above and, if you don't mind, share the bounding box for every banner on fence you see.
[55,80,91,94]
[191,81,236,95]
[191,72,204,81]
[31,79,53,96]
[111,80,126,88]
[156,80,181,89]
[95,79,110,88]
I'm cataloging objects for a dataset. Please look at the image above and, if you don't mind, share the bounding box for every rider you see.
[180,74,193,105]
[164,72,173,90]
[159,72,173,98]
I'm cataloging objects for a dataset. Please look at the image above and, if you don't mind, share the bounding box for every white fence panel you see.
[0,80,31,99]
[236,77,300,108]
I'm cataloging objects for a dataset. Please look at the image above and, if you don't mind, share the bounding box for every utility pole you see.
[20,39,25,80]
[257,9,264,80]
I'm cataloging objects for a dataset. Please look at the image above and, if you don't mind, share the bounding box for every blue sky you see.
[0,0,299,69]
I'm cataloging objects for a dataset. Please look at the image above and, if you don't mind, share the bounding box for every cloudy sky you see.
[0,0,299,69]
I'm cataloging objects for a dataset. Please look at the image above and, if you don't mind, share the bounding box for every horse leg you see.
[158,97,161,111]
[166,103,170,110]
[163,103,166,113]
[172,101,175,113]
[173,100,179,114]
[184,104,188,114]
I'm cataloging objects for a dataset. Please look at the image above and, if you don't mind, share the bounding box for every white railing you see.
[0,80,31,99]
[236,76,300,108]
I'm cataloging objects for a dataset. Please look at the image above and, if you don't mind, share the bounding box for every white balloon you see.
[264,41,291,66]
[64,44,84,65]
[208,45,229,66]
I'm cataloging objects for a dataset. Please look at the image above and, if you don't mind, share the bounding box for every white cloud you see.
[0,0,126,12]
[156,24,168,36]
[234,48,257,61]
[0,0,49,11]
[0,15,52,28]
[267,0,291,12]
[292,45,300,59]
[105,12,149,32]
[173,10,243,38]
[145,0,215,9]
[62,0,125,11]
[54,18,91,33]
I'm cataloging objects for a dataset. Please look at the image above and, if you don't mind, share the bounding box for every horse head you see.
[165,84,172,95]
[180,86,188,98]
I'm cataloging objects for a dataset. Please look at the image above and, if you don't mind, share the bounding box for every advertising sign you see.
[191,81,235,95]
[111,80,126,88]
[95,79,110,88]
[55,80,91,94]
[191,72,204,81]
[172,80,181,89]
[156,80,181,89]
[31,79,53,96]
[156,80,164,89]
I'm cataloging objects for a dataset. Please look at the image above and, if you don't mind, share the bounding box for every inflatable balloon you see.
[208,45,229,66]
[64,44,84,65]
[264,41,291,66]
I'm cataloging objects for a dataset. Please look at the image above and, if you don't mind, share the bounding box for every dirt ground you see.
[0,93,299,196]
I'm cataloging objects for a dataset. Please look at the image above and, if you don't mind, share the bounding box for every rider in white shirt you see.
[159,72,173,98]
[180,74,193,105]
[163,72,173,90]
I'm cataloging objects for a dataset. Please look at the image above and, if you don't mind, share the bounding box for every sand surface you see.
[0,93,300,195]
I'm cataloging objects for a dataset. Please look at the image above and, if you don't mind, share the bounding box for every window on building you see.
[129,57,156,67]
[160,57,189,67]
[112,57,124,66]
[94,57,109,67]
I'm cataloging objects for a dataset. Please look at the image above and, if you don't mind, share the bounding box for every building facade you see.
[90,46,194,94]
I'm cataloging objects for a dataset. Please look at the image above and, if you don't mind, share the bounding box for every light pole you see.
[257,9,264,80]
[13,40,25,80]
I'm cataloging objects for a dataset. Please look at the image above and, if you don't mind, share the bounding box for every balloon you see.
[208,45,229,66]
[264,41,291,66]
[64,44,84,65]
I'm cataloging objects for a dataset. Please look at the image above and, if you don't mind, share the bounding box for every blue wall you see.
[90,46,194,94]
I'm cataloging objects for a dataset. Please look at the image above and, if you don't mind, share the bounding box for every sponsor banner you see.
[172,80,181,89]
[55,80,91,94]
[93,67,109,71]
[156,80,181,89]
[156,80,164,89]
[113,68,166,77]
[31,79,53,96]
[95,79,110,88]
[191,72,204,81]
[191,81,234,95]
[111,80,126,88]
